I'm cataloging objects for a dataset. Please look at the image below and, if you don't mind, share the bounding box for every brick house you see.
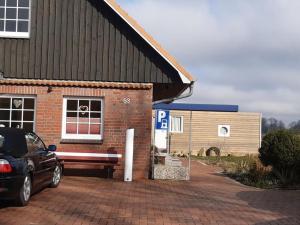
[0,0,194,179]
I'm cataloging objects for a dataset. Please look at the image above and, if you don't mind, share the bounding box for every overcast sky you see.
[116,0,300,124]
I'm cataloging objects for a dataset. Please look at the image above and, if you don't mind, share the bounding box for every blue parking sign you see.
[155,110,170,130]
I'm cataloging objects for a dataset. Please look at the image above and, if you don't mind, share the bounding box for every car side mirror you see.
[48,145,57,152]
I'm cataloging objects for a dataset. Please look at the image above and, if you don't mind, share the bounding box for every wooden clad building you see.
[153,104,262,156]
[0,0,195,179]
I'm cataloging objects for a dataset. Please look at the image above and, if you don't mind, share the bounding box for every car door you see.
[25,133,55,186]
[25,133,44,187]
[33,134,57,183]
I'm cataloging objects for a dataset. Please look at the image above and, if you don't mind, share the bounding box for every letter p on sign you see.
[158,111,166,122]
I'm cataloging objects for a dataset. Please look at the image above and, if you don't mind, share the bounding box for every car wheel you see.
[16,175,32,207]
[50,165,62,188]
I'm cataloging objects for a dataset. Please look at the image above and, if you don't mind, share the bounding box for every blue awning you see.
[153,103,239,112]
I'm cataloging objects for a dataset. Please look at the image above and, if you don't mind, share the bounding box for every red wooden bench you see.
[56,152,121,178]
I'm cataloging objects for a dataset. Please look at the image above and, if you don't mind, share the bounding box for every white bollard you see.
[124,128,134,182]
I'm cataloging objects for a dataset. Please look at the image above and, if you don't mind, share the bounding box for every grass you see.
[193,155,251,165]
[192,155,280,189]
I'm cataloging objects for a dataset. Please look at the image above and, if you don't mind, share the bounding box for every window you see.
[0,96,35,131]
[218,125,230,137]
[170,116,183,133]
[62,97,103,140]
[26,132,45,153]
[0,0,30,38]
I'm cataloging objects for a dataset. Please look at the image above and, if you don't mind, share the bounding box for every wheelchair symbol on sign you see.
[161,119,168,129]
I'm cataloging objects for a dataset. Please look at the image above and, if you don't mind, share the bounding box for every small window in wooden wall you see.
[0,0,30,38]
[170,116,184,133]
[218,125,230,137]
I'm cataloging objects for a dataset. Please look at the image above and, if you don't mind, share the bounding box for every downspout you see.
[153,81,195,105]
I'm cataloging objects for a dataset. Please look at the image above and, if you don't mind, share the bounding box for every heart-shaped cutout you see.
[79,105,89,115]
[13,99,22,109]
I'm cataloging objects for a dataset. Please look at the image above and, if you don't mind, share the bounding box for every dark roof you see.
[153,103,239,112]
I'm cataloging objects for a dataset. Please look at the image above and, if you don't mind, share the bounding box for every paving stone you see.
[0,161,299,225]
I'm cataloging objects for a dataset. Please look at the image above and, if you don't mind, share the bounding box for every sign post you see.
[152,110,170,179]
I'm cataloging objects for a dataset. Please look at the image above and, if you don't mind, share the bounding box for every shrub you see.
[235,159,252,174]
[206,147,221,157]
[197,148,205,157]
[201,155,278,188]
[259,130,300,185]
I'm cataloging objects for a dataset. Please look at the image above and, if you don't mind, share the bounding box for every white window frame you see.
[0,0,31,38]
[0,95,36,131]
[218,125,231,137]
[62,97,103,141]
[170,116,184,133]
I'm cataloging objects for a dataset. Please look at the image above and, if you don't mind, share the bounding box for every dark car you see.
[0,128,63,206]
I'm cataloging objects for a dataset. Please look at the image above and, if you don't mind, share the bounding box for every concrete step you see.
[165,156,182,167]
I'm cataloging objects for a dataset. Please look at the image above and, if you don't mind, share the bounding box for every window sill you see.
[60,139,103,144]
[0,32,30,39]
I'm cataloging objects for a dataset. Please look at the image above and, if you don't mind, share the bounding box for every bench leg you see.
[104,166,114,178]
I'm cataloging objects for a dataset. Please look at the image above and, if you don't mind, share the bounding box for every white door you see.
[154,129,168,150]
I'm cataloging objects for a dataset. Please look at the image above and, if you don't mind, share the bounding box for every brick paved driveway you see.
[0,161,299,225]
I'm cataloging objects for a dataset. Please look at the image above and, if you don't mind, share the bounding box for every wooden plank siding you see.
[168,111,262,156]
[0,0,182,84]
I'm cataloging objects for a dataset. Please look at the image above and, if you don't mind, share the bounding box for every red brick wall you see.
[0,84,153,179]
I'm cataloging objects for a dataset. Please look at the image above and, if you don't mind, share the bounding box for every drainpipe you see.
[153,81,195,105]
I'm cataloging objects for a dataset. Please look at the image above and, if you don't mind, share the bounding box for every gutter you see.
[153,81,195,105]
